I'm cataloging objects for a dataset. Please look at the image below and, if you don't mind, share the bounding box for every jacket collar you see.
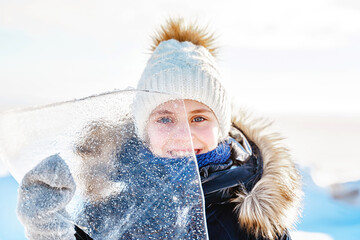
[229,108,303,240]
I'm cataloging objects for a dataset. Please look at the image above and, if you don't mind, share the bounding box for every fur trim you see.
[151,18,217,57]
[230,107,303,240]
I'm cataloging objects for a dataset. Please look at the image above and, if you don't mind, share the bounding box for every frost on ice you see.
[0,90,208,240]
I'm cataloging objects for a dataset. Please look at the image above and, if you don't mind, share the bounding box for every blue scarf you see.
[195,140,231,168]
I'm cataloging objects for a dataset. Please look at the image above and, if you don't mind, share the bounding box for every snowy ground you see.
[270,114,360,187]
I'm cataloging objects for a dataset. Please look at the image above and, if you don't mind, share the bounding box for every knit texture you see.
[195,141,231,168]
[134,39,231,141]
[17,154,76,240]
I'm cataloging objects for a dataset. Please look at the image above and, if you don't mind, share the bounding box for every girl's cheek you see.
[147,128,171,156]
[148,136,165,156]
[195,123,219,147]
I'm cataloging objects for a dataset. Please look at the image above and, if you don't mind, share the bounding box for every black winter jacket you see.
[201,138,291,240]
[74,113,302,240]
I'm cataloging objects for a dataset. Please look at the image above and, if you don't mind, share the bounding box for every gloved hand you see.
[17,154,76,240]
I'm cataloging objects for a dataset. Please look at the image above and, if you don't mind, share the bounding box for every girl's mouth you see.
[167,149,201,157]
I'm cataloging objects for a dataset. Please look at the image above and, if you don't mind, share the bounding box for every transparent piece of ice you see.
[0,90,208,239]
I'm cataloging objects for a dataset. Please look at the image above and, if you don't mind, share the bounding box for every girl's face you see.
[146,99,220,158]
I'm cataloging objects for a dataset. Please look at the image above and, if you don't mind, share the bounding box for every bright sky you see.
[1,0,360,184]
[1,0,359,113]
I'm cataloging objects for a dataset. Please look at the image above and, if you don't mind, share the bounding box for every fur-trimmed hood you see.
[229,107,303,240]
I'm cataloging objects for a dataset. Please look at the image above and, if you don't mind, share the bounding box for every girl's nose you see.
[173,121,191,140]
[170,120,194,148]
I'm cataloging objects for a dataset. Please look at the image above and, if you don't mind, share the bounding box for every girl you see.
[131,18,303,239]
[17,18,302,240]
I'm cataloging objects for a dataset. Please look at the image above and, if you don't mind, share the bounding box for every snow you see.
[295,166,360,240]
[290,231,334,240]
[270,114,360,187]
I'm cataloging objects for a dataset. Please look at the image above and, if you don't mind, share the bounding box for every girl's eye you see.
[192,116,205,122]
[157,117,173,124]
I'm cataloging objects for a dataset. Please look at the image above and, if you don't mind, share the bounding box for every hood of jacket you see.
[227,107,303,240]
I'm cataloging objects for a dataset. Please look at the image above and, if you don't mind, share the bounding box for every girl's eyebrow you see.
[151,110,174,115]
[190,109,212,114]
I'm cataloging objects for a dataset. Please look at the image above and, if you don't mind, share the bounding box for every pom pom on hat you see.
[134,18,231,141]
[151,18,218,57]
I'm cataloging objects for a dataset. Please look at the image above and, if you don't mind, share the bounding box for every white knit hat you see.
[134,20,231,141]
